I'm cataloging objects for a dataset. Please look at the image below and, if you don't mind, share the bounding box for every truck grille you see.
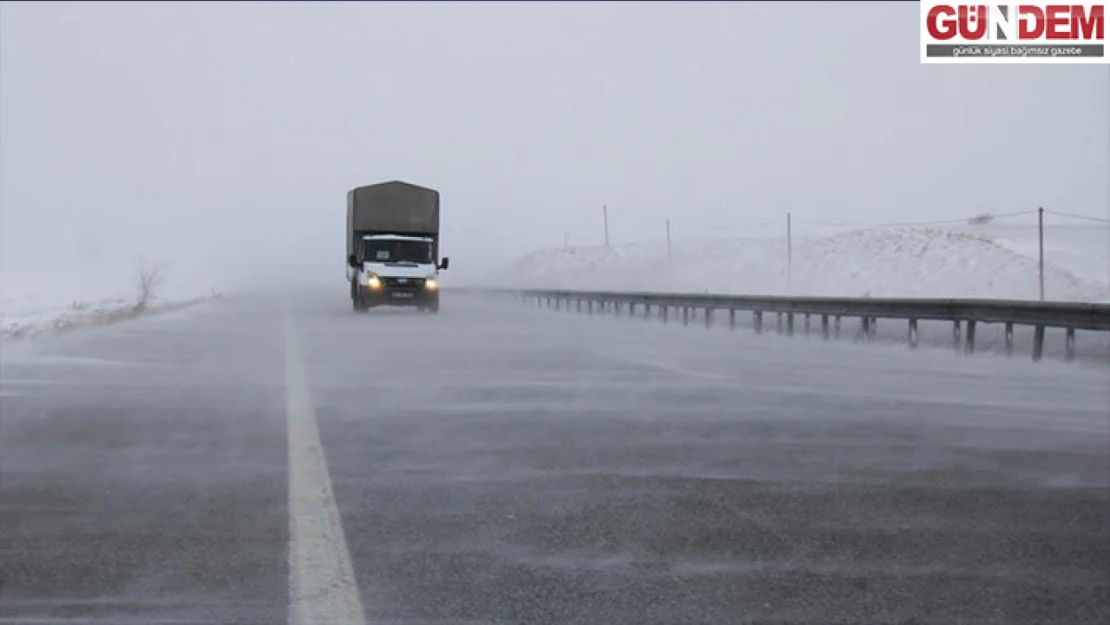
[384,277,424,290]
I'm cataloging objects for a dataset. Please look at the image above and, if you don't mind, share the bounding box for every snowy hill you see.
[491,225,1110,303]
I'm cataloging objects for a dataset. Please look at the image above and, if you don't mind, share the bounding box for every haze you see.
[2,1,1107,295]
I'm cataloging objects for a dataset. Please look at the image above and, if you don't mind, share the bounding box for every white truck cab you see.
[349,234,448,312]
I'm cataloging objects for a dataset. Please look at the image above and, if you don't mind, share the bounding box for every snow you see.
[0,272,221,340]
[491,223,1110,303]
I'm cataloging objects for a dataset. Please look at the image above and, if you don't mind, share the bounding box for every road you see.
[1,289,1108,625]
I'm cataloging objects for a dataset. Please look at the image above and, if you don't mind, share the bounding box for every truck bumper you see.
[357,285,439,308]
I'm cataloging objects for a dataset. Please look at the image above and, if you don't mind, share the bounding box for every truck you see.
[346,180,449,313]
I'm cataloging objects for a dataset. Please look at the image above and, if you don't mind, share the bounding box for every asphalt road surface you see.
[2,289,1108,625]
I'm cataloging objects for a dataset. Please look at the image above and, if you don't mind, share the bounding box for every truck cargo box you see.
[347,181,440,261]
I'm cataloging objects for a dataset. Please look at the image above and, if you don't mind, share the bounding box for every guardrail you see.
[479,287,1110,362]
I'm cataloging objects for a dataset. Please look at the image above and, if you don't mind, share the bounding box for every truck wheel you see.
[351,279,364,313]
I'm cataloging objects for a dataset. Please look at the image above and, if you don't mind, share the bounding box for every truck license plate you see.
[392,292,414,299]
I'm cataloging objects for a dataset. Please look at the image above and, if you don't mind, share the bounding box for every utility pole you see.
[787,211,793,292]
[1038,206,1044,301]
[666,219,672,260]
[603,204,610,247]
[564,232,569,249]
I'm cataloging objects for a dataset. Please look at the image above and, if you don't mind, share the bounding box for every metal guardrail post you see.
[510,288,1109,365]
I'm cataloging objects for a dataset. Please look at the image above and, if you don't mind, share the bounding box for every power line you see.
[1044,209,1110,224]
[798,217,966,227]
[796,209,1038,229]
[559,205,1097,253]
[671,220,776,231]
[972,209,1039,220]
[564,210,601,235]
[606,205,776,230]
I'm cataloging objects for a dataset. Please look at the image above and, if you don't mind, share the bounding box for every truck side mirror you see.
[348,254,359,269]
[438,257,450,271]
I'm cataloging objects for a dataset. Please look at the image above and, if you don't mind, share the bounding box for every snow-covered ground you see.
[491,223,1110,303]
[0,272,222,341]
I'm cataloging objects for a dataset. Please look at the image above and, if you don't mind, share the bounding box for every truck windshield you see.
[363,239,433,264]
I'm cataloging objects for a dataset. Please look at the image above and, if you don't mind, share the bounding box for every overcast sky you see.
[1,1,1107,292]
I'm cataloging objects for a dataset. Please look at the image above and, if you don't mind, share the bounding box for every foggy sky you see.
[1,1,1107,292]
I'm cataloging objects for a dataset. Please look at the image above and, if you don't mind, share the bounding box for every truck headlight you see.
[425,278,438,291]
[366,275,382,289]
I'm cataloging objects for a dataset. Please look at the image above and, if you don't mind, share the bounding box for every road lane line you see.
[285,317,367,625]
[594,349,728,381]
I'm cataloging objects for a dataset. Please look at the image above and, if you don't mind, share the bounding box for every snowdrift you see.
[491,226,1110,303]
[0,278,222,342]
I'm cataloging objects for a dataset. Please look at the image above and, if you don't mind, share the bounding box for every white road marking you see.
[285,317,367,625]
[594,350,728,381]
